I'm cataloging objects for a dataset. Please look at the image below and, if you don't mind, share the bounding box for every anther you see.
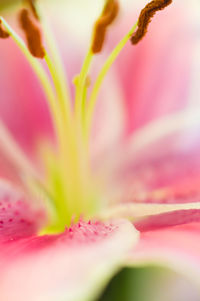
[91,0,119,54]
[26,0,40,20]
[19,8,45,58]
[0,20,9,39]
[131,0,172,45]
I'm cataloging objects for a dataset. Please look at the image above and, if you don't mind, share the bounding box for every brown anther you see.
[131,0,172,45]
[91,0,119,54]
[19,8,45,58]
[27,0,40,20]
[0,20,9,39]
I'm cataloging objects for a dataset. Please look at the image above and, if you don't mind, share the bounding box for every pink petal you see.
[135,210,200,231]
[91,74,125,158]
[100,202,200,233]
[111,118,200,205]
[123,141,200,204]
[0,219,138,301]
[0,152,21,185]
[129,222,200,285]
[115,3,199,134]
[0,35,54,183]
[0,38,53,156]
[123,141,200,230]
[104,122,200,231]
[0,180,46,240]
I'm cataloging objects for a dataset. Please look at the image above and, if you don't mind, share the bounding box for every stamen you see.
[0,17,68,165]
[0,13,95,230]
[28,1,73,123]
[131,0,172,45]
[91,0,119,54]
[26,0,40,20]
[19,8,45,58]
[0,20,9,39]
[85,22,138,140]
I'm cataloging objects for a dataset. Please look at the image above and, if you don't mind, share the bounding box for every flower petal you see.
[135,210,200,232]
[99,202,200,232]
[125,137,200,204]
[109,109,200,206]
[100,203,200,220]
[115,1,200,134]
[0,180,46,241]
[0,37,53,155]
[128,222,200,286]
[0,219,138,301]
[103,112,200,231]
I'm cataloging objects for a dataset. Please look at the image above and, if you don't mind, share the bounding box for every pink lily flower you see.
[0,0,200,300]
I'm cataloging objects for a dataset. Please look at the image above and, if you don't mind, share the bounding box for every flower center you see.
[0,0,172,233]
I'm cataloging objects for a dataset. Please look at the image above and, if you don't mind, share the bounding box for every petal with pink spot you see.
[0,180,46,241]
[0,219,138,301]
[104,125,200,231]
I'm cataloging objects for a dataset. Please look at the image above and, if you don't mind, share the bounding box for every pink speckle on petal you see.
[0,181,46,242]
[6,220,118,256]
